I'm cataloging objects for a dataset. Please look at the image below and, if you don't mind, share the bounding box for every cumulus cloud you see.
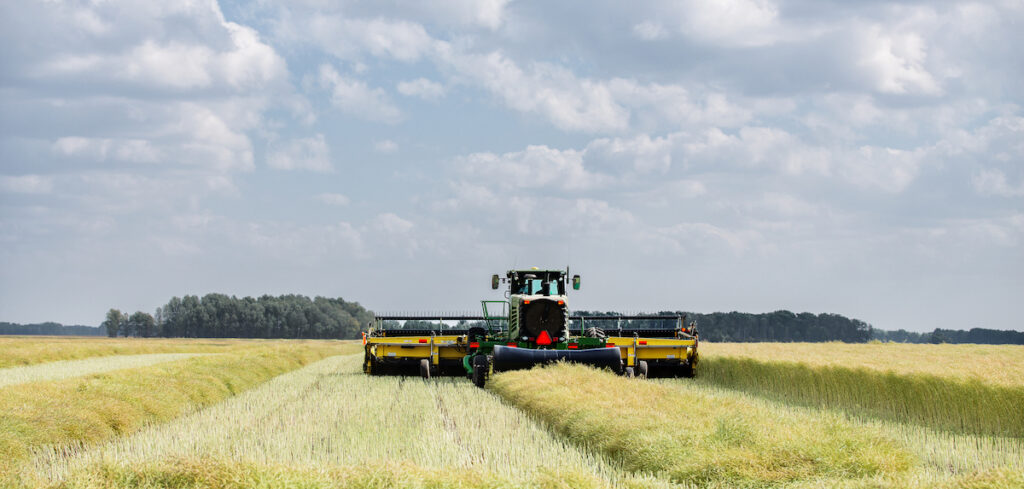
[267,134,332,172]
[317,64,403,123]
[27,5,287,94]
[315,193,351,206]
[374,140,399,153]
[456,145,610,191]
[304,16,434,61]
[0,175,54,194]
[973,170,1024,197]
[677,0,781,47]
[397,78,446,100]
[437,48,631,132]
[855,24,942,96]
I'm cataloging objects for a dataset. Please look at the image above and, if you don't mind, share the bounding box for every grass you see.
[0,354,205,388]
[26,354,672,489]
[488,362,916,488]
[0,337,250,368]
[696,344,1024,438]
[657,380,1024,488]
[1,341,355,484]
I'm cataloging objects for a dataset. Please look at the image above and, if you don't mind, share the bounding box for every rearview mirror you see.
[491,274,500,289]
[572,274,581,290]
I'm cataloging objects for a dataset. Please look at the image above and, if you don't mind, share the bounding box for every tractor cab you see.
[494,268,579,296]
[508,270,566,296]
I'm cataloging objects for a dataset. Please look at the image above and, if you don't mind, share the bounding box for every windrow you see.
[696,355,1024,438]
[488,362,916,488]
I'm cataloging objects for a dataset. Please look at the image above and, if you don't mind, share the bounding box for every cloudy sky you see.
[1,0,1021,332]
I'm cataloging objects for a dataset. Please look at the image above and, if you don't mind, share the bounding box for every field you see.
[1,338,1022,488]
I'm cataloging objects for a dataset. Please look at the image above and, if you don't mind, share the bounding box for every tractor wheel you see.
[419,359,431,379]
[679,362,695,378]
[472,355,489,388]
[637,360,649,378]
[624,366,635,378]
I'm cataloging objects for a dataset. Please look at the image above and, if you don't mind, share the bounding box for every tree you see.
[129,311,156,337]
[102,309,126,337]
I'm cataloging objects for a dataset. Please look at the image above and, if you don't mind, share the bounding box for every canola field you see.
[1,337,1022,488]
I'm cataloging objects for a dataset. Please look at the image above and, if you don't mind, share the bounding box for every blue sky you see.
[1,0,1021,332]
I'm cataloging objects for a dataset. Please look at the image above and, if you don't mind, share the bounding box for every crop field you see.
[1,338,1022,488]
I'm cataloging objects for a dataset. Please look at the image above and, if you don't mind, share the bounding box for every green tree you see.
[102,309,126,337]
[129,311,156,337]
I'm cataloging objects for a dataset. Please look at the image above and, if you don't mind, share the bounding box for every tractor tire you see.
[679,362,695,378]
[624,366,635,378]
[472,355,489,388]
[637,360,649,378]
[419,359,431,379]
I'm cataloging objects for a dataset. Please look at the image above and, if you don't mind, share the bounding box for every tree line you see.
[0,321,104,336]
[872,327,1024,345]
[101,293,373,339]
[3,301,1021,344]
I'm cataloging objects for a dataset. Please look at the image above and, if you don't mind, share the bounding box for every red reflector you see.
[507,342,516,347]
[639,340,648,345]
[567,344,578,349]
[523,300,531,305]
[557,300,564,305]
[536,330,552,346]
[469,342,479,348]
[418,338,428,343]
[607,343,617,348]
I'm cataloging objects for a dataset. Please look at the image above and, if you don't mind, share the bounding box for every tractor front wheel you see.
[472,355,489,388]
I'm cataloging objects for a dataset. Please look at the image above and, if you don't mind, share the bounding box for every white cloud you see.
[0,175,54,194]
[433,0,513,30]
[306,16,434,61]
[677,0,781,47]
[456,145,610,191]
[267,134,332,172]
[973,169,1024,197]
[837,146,926,193]
[585,133,674,173]
[633,21,668,41]
[372,213,411,235]
[315,193,351,206]
[437,48,631,132]
[374,140,399,153]
[318,64,403,123]
[34,16,286,93]
[856,24,942,96]
[52,137,161,164]
[397,78,446,100]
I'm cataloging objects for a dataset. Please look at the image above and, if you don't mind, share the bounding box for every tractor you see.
[362,268,699,387]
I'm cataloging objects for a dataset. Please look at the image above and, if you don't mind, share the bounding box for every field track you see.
[0,353,205,388]
[0,337,249,368]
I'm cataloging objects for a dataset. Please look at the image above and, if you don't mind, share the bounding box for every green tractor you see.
[363,268,699,387]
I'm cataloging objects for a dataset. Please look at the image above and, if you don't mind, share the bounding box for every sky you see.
[1,0,1021,332]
